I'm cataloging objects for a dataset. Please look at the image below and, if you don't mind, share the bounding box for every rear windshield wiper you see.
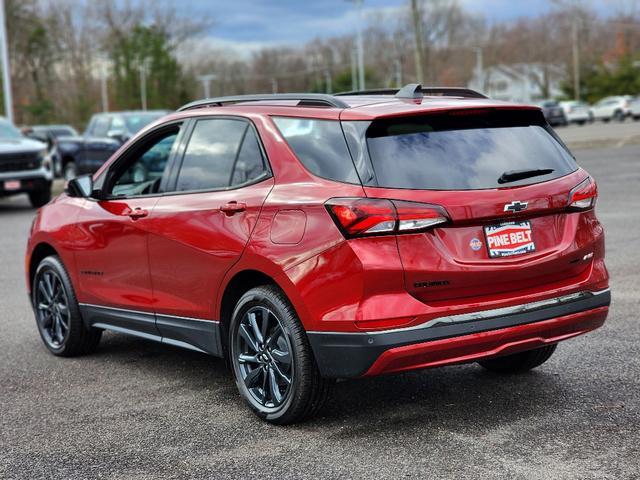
[498,168,554,184]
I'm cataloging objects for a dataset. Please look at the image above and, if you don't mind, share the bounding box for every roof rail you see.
[177,93,350,112]
[335,84,488,99]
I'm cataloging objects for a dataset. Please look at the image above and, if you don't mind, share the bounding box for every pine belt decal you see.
[483,221,536,258]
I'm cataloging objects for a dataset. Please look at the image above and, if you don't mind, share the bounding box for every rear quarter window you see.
[356,109,577,190]
[272,117,359,184]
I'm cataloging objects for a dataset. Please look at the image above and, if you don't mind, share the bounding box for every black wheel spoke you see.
[244,366,263,389]
[259,307,270,340]
[264,323,282,348]
[238,353,260,364]
[248,311,264,345]
[43,273,55,300]
[38,282,51,304]
[271,361,291,385]
[239,324,259,352]
[268,367,283,405]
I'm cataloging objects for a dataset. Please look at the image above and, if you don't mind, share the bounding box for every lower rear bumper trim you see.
[307,289,610,378]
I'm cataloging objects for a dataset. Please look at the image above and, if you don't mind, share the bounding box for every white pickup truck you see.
[0,117,53,208]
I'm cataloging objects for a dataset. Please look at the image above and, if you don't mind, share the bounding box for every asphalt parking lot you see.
[1,133,639,479]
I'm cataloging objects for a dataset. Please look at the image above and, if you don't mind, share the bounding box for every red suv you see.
[26,85,610,424]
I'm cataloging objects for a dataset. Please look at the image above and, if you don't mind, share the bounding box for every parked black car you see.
[535,100,568,127]
[23,124,79,178]
[57,111,168,180]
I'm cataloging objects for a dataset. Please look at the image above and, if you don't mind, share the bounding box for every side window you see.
[92,116,111,137]
[110,116,126,132]
[175,118,267,192]
[231,126,267,186]
[108,126,180,197]
[272,117,359,184]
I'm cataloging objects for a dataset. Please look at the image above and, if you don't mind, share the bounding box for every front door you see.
[74,122,183,336]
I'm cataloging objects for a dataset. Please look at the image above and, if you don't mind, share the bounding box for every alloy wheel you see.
[234,306,294,410]
[35,270,70,349]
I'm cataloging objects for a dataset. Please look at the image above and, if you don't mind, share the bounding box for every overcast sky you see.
[176,0,620,53]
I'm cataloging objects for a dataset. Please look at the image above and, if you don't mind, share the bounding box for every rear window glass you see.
[361,110,577,190]
[272,117,359,184]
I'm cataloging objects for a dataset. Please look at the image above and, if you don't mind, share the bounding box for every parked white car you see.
[560,100,592,125]
[590,96,633,122]
[629,97,640,120]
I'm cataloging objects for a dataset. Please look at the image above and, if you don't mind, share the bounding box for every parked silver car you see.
[560,100,592,125]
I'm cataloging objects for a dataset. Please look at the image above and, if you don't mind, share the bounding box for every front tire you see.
[28,186,52,208]
[33,256,102,356]
[229,285,332,424]
[478,344,557,374]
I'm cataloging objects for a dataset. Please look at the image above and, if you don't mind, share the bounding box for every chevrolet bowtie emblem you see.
[504,201,528,213]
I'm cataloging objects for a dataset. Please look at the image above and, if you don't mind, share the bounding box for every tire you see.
[32,256,102,357]
[478,344,557,374]
[633,115,640,121]
[228,285,332,424]
[614,110,625,122]
[28,186,52,208]
[63,161,77,181]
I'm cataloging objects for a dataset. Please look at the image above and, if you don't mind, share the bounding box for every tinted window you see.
[231,128,267,185]
[124,112,166,133]
[176,119,266,192]
[273,117,359,183]
[360,110,577,190]
[90,116,111,137]
[0,119,22,139]
[110,128,179,197]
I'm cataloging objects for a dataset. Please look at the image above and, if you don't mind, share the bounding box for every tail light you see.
[568,177,597,211]
[325,198,449,238]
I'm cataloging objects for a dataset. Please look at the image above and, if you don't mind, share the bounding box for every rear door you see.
[147,117,273,328]
[348,108,593,304]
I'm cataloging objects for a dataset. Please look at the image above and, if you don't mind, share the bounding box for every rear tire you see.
[28,186,52,208]
[228,285,332,425]
[478,344,557,374]
[32,256,102,357]
[614,110,625,122]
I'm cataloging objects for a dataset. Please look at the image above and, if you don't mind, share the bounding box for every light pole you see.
[347,0,365,91]
[198,73,217,98]
[100,62,109,112]
[0,0,13,123]
[139,59,150,111]
[474,47,484,92]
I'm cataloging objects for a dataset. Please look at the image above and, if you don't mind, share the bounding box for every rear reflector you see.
[568,177,597,211]
[326,198,448,238]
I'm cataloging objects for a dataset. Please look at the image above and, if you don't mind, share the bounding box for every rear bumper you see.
[307,289,610,378]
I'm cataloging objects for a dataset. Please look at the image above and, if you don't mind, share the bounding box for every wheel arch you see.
[28,242,59,294]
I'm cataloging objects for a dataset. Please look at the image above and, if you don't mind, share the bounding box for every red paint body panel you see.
[26,94,610,380]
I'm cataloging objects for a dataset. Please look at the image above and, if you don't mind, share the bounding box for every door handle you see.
[220,201,247,216]
[127,207,149,219]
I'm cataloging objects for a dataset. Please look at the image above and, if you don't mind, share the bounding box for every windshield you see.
[0,119,23,139]
[124,113,165,133]
[359,109,577,190]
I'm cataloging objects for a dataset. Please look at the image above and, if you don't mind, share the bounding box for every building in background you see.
[468,63,565,102]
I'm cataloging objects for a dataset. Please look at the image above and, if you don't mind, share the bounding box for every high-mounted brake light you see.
[325,198,449,238]
[568,177,597,211]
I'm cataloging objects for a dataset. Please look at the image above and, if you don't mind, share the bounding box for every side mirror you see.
[65,175,94,198]
[107,129,128,143]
